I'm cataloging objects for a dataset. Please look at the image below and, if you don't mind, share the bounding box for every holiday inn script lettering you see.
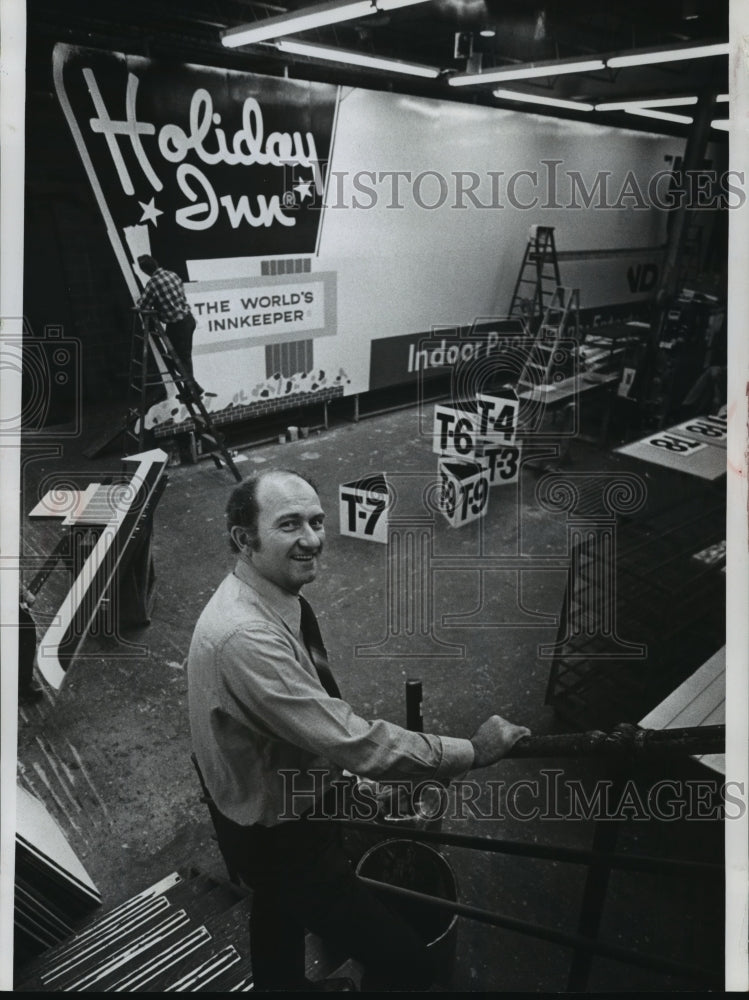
[53,43,340,422]
[54,45,336,263]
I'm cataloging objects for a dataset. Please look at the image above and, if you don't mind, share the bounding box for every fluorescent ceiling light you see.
[711,119,729,130]
[625,107,694,125]
[275,39,441,77]
[628,96,698,108]
[493,88,593,111]
[607,42,729,68]
[448,42,727,87]
[222,0,430,47]
[717,93,729,102]
[222,0,372,45]
[595,96,698,111]
[450,57,605,87]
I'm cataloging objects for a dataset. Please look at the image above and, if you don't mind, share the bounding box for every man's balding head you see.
[226,469,320,552]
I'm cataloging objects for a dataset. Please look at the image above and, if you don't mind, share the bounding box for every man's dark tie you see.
[298,595,341,699]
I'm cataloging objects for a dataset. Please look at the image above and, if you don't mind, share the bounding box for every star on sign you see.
[138,197,163,226]
[293,178,314,202]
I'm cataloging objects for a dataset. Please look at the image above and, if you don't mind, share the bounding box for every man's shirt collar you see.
[233,557,302,634]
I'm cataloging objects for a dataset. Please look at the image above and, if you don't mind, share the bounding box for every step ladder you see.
[517,286,580,392]
[14,868,359,992]
[14,869,254,992]
[117,310,242,482]
[509,225,561,332]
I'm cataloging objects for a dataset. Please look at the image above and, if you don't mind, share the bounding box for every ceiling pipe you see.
[655,82,721,307]
[635,82,722,413]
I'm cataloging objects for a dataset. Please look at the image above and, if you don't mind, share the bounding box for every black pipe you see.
[406,679,423,733]
[357,875,721,984]
[337,819,721,876]
[506,724,724,760]
[655,84,722,307]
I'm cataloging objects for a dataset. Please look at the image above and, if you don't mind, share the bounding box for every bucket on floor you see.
[355,838,458,987]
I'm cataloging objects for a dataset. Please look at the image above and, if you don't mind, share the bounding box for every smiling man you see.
[187,468,529,991]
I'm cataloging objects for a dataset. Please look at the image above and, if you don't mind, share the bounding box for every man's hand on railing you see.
[470,715,532,769]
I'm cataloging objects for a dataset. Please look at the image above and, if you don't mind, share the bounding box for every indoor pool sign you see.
[52,43,338,272]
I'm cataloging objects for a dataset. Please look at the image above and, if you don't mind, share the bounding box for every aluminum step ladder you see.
[517,286,580,392]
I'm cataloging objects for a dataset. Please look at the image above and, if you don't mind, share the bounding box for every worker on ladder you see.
[89,258,239,479]
[136,254,204,401]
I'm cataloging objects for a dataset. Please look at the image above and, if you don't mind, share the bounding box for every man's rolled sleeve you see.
[436,735,475,778]
[217,625,474,782]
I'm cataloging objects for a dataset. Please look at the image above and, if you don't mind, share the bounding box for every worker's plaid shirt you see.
[137,268,191,323]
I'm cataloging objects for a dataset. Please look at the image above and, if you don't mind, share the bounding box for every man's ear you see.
[230,525,250,552]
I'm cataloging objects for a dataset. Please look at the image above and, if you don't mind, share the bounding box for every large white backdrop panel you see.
[310,88,681,394]
[173,86,684,411]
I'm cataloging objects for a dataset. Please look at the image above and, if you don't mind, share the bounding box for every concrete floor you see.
[15,398,725,991]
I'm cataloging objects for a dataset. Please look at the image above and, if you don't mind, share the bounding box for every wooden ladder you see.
[123,310,242,482]
[508,225,562,333]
